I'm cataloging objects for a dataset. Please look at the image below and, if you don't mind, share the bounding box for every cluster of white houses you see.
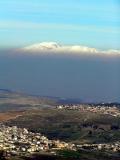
[57,105,120,117]
[0,124,75,156]
[0,124,120,157]
[77,142,120,152]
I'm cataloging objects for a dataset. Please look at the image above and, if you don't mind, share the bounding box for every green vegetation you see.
[6,150,120,160]
[5,108,120,144]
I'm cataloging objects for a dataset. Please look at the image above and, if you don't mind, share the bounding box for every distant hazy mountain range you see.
[0,89,57,106]
[0,89,83,105]
[0,89,119,106]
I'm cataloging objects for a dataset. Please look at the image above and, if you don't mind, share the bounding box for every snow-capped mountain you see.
[21,42,120,56]
[22,42,99,53]
[24,42,61,51]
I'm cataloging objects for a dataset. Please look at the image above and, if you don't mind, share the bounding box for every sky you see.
[0,0,120,49]
[0,0,120,102]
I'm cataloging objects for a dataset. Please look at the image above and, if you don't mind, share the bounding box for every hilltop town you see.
[57,104,120,117]
[0,124,75,158]
[1,124,120,159]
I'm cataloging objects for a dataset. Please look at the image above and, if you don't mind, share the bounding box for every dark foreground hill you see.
[1,150,120,160]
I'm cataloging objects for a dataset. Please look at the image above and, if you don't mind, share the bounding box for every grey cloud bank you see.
[0,46,120,102]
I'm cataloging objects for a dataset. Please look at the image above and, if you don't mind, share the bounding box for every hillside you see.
[5,108,120,144]
[0,89,57,111]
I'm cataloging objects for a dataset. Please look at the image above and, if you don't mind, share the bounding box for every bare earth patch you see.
[0,111,24,122]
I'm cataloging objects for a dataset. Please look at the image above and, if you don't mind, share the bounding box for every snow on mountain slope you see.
[21,42,120,56]
[24,42,61,51]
